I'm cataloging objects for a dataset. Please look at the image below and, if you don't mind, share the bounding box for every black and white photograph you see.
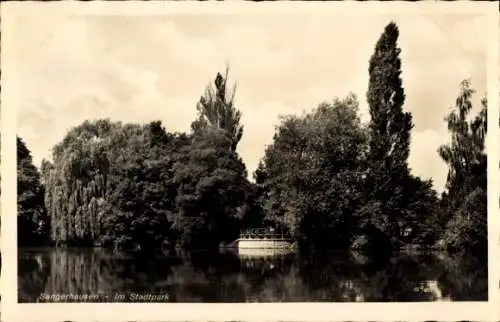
[1,1,499,321]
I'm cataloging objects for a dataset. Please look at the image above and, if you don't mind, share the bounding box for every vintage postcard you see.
[1,1,499,321]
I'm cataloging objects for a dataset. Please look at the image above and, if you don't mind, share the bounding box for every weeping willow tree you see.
[438,79,487,254]
[42,119,148,245]
[42,119,190,248]
[191,67,244,152]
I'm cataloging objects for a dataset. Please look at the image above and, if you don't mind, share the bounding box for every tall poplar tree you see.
[364,22,414,246]
[191,67,244,152]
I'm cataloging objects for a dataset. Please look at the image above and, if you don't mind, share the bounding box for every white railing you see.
[239,228,291,240]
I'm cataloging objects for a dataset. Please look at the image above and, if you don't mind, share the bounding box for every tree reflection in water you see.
[18,248,486,302]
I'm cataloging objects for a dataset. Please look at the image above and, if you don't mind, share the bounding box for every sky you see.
[4,6,488,193]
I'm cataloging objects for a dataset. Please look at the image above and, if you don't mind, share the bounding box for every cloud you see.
[409,129,449,193]
[238,100,294,177]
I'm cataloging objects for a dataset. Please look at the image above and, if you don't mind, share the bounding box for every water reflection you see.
[18,248,487,302]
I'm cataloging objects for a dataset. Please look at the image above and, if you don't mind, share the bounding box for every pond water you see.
[18,247,487,302]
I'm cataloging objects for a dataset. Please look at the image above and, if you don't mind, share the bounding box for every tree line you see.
[17,22,487,257]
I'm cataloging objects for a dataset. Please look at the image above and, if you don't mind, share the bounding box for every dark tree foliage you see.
[367,22,412,173]
[18,136,50,246]
[99,122,191,251]
[256,95,369,250]
[172,127,248,249]
[361,21,437,250]
[42,120,127,245]
[238,178,267,230]
[42,119,192,250]
[191,68,244,152]
[438,80,487,255]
